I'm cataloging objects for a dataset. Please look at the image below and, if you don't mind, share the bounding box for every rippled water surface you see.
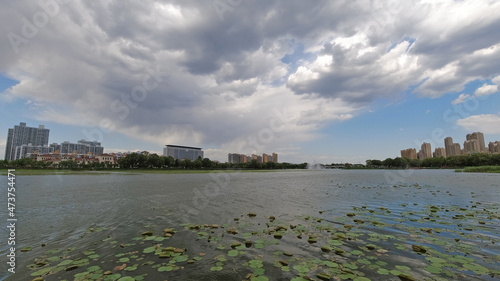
[1,169,499,280]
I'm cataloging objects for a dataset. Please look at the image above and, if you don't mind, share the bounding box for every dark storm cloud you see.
[1,0,499,153]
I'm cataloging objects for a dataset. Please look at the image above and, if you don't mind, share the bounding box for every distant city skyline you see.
[4,122,104,161]
[228,152,278,164]
[402,132,500,160]
[1,1,500,163]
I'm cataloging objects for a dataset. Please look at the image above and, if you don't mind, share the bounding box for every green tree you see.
[382,158,394,168]
[202,158,212,168]
[147,154,162,168]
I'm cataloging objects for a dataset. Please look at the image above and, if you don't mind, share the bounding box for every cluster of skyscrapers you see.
[228,152,278,164]
[4,122,104,161]
[401,132,500,160]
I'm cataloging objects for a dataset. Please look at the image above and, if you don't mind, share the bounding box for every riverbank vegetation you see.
[0,154,308,172]
[456,166,500,173]
[366,153,500,169]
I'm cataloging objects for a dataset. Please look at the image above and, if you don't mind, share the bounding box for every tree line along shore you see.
[1,153,499,174]
[0,153,307,171]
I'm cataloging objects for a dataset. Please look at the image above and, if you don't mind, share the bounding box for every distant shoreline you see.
[0,168,296,176]
[455,166,500,173]
[2,166,500,176]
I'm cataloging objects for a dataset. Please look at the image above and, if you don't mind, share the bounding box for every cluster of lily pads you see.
[24,201,500,281]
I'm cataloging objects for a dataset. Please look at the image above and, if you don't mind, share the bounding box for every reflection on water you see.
[1,170,499,280]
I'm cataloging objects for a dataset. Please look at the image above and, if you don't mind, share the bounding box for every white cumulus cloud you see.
[474,83,499,97]
[457,113,500,134]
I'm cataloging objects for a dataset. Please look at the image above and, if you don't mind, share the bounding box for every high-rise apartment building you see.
[419,142,432,160]
[433,147,446,158]
[14,144,54,160]
[229,153,277,164]
[163,145,203,161]
[444,137,462,157]
[228,153,247,164]
[466,132,486,153]
[489,141,500,153]
[50,140,104,155]
[463,139,480,154]
[262,153,269,163]
[5,122,50,161]
[401,148,417,159]
[251,154,263,163]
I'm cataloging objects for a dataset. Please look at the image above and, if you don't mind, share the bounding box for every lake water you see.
[1,169,499,280]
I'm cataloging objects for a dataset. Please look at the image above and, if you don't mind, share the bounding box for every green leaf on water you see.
[90,273,103,279]
[143,247,156,254]
[210,266,223,271]
[174,255,189,262]
[87,265,101,272]
[339,273,356,280]
[377,268,390,275]
[343,263,358,270]
[329,240,343,246]
[124,264,138,271]
[390,269,403,276]
[350,250,363,255]
[251,276,269,281]
[462,263,489,275]
[216,255,227,262]
[395,265,411,271]
[46,256,62,263]
[158,265,174,272]
[249,259,264,269]
[119,257,129,263]
[58,259,73,266]
[293,264,309,273]
[358,258,371,265]
[30,267,54,276]
[323,261,338,268]
[353,277,371,281]
[254,268,265,275]
[425,265,443,274]
[291,278,309,281]
[228,250,238,257]
[117,277,135,281]
[103,273,122,281]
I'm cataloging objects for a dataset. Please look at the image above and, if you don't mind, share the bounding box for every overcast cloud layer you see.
[1,0,500,160]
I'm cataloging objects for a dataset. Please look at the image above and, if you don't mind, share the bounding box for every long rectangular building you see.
[163,145,203,161]
[50,140,104,155]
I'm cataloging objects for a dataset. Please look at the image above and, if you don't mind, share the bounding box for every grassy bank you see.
[455,166,500,173]
[0,168,286,176]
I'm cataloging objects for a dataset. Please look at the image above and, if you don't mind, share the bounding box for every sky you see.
[1,0,500,164]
